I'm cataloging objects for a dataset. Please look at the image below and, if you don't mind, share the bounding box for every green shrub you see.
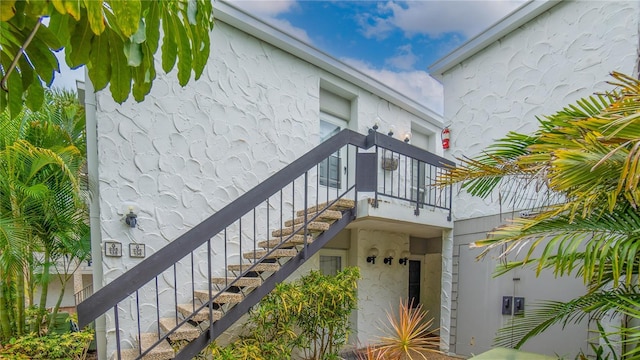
[210,266,360,360]
[0,331,94,360]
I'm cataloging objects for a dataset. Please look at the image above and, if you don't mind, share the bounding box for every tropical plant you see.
[211,267,361,360]
[356,345,385,360]
[0,329,94,359]
[438,71,640,356]
[0,0,214,118]
[0,88,89,340]
[375,298,439,360]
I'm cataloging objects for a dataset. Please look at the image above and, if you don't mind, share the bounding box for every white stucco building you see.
[79,2,454,359]
[77,0,640,359]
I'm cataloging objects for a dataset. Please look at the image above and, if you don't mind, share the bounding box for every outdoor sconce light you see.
[399,251,411,266]
[369,119,380,134]
[125,209,138,228]
[404,132,411,143]
[387,125,395,137]
[366,247,379,264]
[383,249,396,265]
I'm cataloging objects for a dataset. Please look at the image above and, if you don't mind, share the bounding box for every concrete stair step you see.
[193,290,243,304]
[271,222,330,237]
[159,317,200,341]
[284,210,342,227]
[242,248,298,261]
[258,234,314,249]
[227,262,280,273]
[176,303,222,323]
[211,276,262,288]
[119,333,174,360]
[296,199,355,216]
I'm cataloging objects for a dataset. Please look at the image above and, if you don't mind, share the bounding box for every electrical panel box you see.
[514,297,525,315]
[502,296,513,315]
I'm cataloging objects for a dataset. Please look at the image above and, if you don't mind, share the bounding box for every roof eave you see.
[429,0,561,80]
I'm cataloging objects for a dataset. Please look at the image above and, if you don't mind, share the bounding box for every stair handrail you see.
[77,129,454,328]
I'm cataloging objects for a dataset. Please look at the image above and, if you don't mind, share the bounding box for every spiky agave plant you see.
[376,299,440,360]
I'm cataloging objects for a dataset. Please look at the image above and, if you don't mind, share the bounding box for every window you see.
[319,114,346,189]
[410,128,431,206]
[319,249,347,276]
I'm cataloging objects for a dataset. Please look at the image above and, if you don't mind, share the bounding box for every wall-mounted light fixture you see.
[369,120,380,134]
[366,247,379,264]
[404,132,411,143]
[399,251,411,265]
[125,208,138,228]
[388,125,395,137]
[383,249,396,265]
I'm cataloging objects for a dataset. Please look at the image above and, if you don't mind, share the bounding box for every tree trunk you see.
[37,251,51,333]
[16,269,25,336]
[0,279,13,341]
[48,272,72,330]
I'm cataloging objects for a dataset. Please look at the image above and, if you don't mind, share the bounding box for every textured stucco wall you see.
[442,0,640,220]
[94,19,441,353]
[351,229,411,344]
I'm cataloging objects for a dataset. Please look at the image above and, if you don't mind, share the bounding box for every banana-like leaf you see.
[1,0,214,116]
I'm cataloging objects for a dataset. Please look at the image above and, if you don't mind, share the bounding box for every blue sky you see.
[56,0,525,114]
[231,0,526,113]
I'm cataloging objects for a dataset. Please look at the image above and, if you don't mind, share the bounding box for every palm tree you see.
[0,89,88,339]
[438,72,640,356]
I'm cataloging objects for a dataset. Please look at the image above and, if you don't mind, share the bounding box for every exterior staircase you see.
[117,199,355,360]
[77,129,453,360]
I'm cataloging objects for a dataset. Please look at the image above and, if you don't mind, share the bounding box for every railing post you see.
[415,160,421,216]
[374,146,379,208]
[303,171,308,259]
[448,171,453,221]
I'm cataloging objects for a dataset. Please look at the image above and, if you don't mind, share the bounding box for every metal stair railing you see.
[77,129,454,359]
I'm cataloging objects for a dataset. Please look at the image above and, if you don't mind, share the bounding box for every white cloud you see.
[229,0,312,44]
[355,8,395,40]
[385,44,418,71]
[361,0,527,39]
[229,0,298,16]
[263,18,312,44]
[343,58,443,114]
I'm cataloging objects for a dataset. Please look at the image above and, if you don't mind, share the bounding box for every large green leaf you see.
[87,34,111,91]
[33,19,62,51]
[172,13,192,86]
[107,30,131,103]
[110,0,141,38]
[6,69,22,119]
[132,42,154,102]
[160,5,177,74]
[144,1,160,54]
[47,11,71,45]
[83,0,105,35]
[25,34,58,86]
[25,79,44,111]
[67,10,94,68]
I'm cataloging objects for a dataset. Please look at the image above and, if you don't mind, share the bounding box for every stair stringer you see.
[175,207,356,359]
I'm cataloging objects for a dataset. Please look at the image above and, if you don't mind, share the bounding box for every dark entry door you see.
[408,260,421,308]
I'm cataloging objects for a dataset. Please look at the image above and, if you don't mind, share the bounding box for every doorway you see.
[408,260,421,308]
